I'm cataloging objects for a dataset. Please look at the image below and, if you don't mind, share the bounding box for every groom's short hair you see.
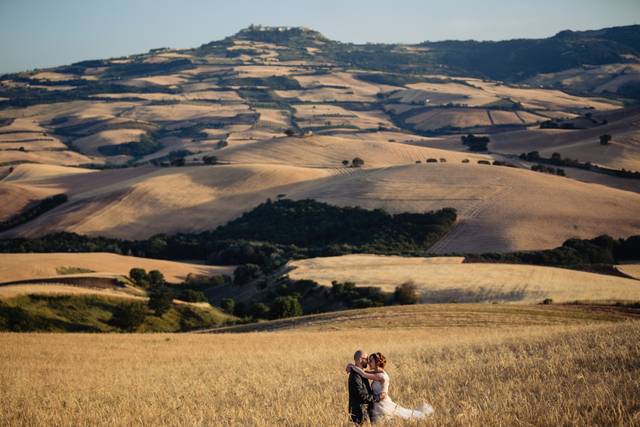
[353,350,364,361]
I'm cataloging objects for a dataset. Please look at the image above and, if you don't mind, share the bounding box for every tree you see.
[270,296,302,319]
[203,155,218,165]
[148,286,173,316]
[233,264,261,286]
[284,128,296,137]
[551,152,562,161]
[178,289,207,302]
[394,281,419,305]
[129,268,149,287]
[599,134,612,145]
[148,270,165,286]
[171,157,186,167]
[110,303,146,331]
[351,157,365,168]
[342,160,349,166]
[221,298,236,314]
[250,302,270,319]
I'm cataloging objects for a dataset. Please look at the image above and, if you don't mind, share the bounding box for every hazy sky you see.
[1,0,639,74]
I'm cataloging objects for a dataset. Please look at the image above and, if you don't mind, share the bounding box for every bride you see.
[347,352,434,422]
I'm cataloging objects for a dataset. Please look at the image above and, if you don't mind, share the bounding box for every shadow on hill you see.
[420,286,545,303]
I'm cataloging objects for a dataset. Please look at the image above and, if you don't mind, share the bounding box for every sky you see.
[1,0,639,74]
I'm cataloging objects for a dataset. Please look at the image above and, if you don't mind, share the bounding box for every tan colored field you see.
[0,252,233,284]
[256,108,290,129]
[122,103,249,122]
[289,254,640,303]
[3,163,96,183]
[0,149,96,167]
[3,162,639,250]
[282,164,640,253]
[125,74,188,87]
[73,128,147,156]
[0,163,337,238]
[294,71,399,95]
[217,134,489,168]
[490,108,640,171]
[0,182,52,221]
[91,90,243,103]
[403,81,500,106]
[525,63,640,95]
[407,108,493,130]
[294,104,394,130]
[1,304,638,426]
[617,264,640,280]
[0,283,144,300]
[234,65,302,78]
[472,80,620,111]
[30,71,76,82]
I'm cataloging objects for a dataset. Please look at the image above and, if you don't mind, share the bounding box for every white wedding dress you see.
[371,371,434,421]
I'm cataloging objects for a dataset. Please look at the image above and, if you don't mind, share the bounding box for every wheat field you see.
[1,305,639,426]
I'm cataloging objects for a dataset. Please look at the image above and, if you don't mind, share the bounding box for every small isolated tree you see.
[394,281,419,305]
[148,270,165,287]
[599,134,612,145]
[148,286,173,316]
[221,298,236,314]
[351,157,365,168]
[342,160,350,166]
[270,296,302,319]
[250,302,271,319]
[551,152,562,161]
[110,303,146,331]
[284,128,296,137]
[203,155,218,165]
[129,268,149,287]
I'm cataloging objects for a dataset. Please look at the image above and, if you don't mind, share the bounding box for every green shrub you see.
[250,302,271,319]
[234,264,262,286]
[110,303,146,331]
[270,296,302,319]
[221,298,236,314]
[394,281,419,305]
[148,270,165,286]
[148,286,173,316]
[177,289,208,303]
[129,268,149,286]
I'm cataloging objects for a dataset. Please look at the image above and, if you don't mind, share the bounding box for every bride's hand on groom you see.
[345,363,355,373]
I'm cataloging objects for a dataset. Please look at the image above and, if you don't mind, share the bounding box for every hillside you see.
[0,24,639,316]
[0,252,233,284]
[288,254,640,303]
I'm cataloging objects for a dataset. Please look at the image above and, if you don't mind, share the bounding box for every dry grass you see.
[0,252,233,284]
[5,161,639,251]
[1,304,638,426]
[288,254,640,302]
[490,108,640,172]
[0,283,144,300]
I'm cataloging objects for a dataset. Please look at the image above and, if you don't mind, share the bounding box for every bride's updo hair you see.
[370,352,387,369]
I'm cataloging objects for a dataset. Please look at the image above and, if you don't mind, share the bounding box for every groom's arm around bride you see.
[347,350,378,425]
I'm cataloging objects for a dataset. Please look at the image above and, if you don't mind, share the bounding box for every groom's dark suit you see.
[348,370,377,425]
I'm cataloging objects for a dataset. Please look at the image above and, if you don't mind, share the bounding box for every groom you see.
[348,349,378,425]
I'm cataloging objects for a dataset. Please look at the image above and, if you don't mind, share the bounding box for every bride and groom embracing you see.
[346,350,434,425]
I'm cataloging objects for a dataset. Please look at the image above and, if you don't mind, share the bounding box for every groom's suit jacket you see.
[348,370,376,421]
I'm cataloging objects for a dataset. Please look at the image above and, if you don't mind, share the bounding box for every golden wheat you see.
[0,306,638,426]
